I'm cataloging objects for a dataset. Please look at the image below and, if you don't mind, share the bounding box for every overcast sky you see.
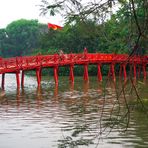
[0,0,63,28]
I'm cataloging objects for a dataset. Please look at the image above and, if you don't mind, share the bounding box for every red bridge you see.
[0,49,148,89]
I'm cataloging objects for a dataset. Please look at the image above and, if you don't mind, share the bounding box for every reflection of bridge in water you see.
[0,79,117,108]
[0,48,148,89]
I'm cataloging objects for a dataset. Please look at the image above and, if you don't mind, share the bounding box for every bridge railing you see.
[0,57,18,69]
[0,53,148,73]
[87,53,114,63]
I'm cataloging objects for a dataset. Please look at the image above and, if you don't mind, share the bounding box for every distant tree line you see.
[39,0,148,55]
[0,19,47,57]
[0,0,147,58]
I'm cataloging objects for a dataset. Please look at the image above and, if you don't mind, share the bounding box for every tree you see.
[39,0,148,55]
[0,29,7,56]
[38,0,148,145]
[39,20,100,53]
[0,19,46,57]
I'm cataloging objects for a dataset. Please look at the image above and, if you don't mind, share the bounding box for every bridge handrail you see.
[0,53,148,73]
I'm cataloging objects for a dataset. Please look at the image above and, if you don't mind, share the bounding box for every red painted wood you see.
[143,64,147,79]
[0,51,148,88]
[123,64,127,80]
[54,66,58,84]
[69,65,74,83]
[108,64,116,81]
[111,64,116,81]
[21,70,25,87]
[83,64,89,81]
[36,69,41,87]
[39,69,42,81]
[133,64,137,79]
[137,65,141,78]
[16,72,20,88]
[97,64,102,81]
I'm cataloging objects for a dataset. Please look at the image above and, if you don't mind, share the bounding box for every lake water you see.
[0,74,148,148]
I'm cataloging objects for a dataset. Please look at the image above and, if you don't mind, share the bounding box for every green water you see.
[0,75,148,148]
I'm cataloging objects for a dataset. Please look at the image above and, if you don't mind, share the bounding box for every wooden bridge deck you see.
[0,51,148,89]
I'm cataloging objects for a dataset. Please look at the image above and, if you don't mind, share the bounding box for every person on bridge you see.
[59,49,64,56]
[83,47,88,59]
[58,49,65,61]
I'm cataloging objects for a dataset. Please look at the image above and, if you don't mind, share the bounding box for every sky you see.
[0,0,63,29]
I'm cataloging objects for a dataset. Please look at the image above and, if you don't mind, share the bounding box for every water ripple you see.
[0,75,148,148]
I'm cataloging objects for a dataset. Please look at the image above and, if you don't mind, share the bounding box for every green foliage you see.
[39,16,130,54]
[39,0,148,55]
[0,0,147,77]
[40,20,100,53]
[32,48,58,55]
[97,14,130,54]
[0,29,7,56]
[0,19,45,57]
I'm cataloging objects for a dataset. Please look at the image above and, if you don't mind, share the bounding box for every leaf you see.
[50,9,55,16]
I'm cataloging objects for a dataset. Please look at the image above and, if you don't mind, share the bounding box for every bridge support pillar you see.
[133,64,137,79]
[83,64,89,81]
[16,72,20,88]
[36,68,41,87]
[119,65,122,77]
[142,64,146,79]
[1,73,5,89]
[119,64,127,80]
[97,64,102,81]
[137,65,141,78]
[123,64,127,80]
[39,69,42,82]
[21,70,25,87]
[69,65,74,83]
[54,66,58,85]
[108,64,116,81]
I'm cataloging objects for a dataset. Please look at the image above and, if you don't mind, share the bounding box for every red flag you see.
[48,23,62,30]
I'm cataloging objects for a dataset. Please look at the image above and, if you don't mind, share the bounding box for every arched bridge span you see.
[0,50,148,89]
